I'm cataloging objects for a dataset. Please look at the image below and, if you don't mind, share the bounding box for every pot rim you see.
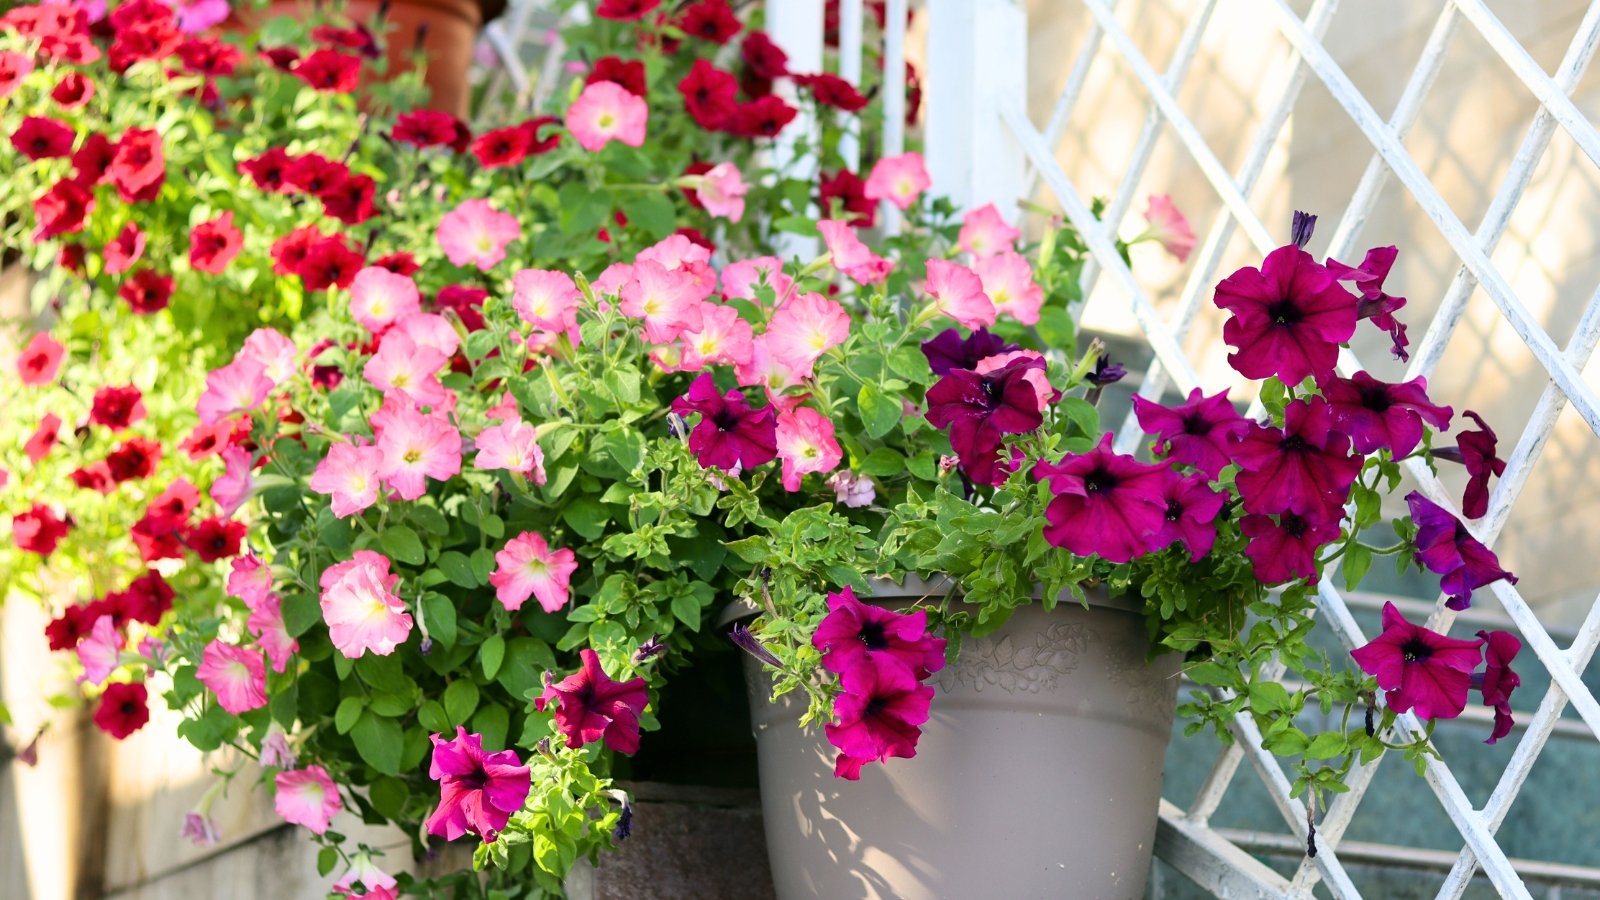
[714,574,1143,628]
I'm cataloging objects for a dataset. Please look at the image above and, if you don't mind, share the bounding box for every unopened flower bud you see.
[728,623,783,669]
[1291,210,1317,249]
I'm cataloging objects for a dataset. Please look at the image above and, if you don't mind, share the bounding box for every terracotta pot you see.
[728,579,1180,900]
[255,0,484,116]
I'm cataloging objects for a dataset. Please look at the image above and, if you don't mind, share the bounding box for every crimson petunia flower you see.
[920,327,1017,376]
[677,59,739,130]
[13,504,71,557]
[189,212,243,274]
[11,115,76,160]
[185,516,246,563]
[1154,473,1227,562]
[285,153,348,195]
[825,662,934,780]
[105,437,162,482]
[1351,601,1484,721]
[471,124,533,168]
[535,648,650,753]
[1433,410,1504,520]
[17,331,66,386]
[45,604,94,651]
[811,586,947,681]
[71,463,116,493]
[1036,434,1170,563]
[425,727,531,841]
[34,177,94,239]
[1131,387,1248,478]
[91,384,146,430]
[741,31,789,79]
[795,73,871,112]
[1473,629,1521,744]
[725,96,798,138]
[391,110,470,150]
[292,49,362,93]
[108,128,165,203]
[1327,245,1411,362]
[1240,510,1340,585]
[118,268,173,314]
[670,373,779,472]
[132,512,186,562]
[240,147,294,192]
[104,222,146,274]
[1233,398,1362,518]
[51,71,93,107]
[298,238,365,291]
[320,174,376,225]
[1405,492,1517,611]
[924,355,1045,485]
[596,0,661,20]
[819,168,875,228]
[1214,244,1358,385]
[25,412,62,463]
[1322,371,1452,458]
[124,570,174,625]
[678,0,741,43]
[587,56,647,96]
[93,682,150,740]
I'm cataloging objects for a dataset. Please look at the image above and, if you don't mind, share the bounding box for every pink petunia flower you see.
[566,80,649,152]
[228,552,274,608]
[762,292,850,378]
[972,252,1043,326]
[334,852,398,895]
[309,443,385,517]
[1141,194,1196,262]
[259,722,297,769]
[425,727,531,841]
[210,445,253,517]
[475,418,547,483]
[511,269,583,346]
[374,404,462,500]
[925,259,996,330]
[196,640,269,714]
[620,259,709,344]
[196,358,274,425]
[16,332,66,386]
[364,333,451,408]
[775,407,843,491]
[77,616,124,686]
[958,203,1021,258]
[691,162,747,222]
[733,334,809,404]
[349,266,422,332]
[863,151,930,211]
[827,470,876,508]
[437,199,521,271]
[274,766,341,835]
[318,551,412,658]
[489,532,578,612]
[637,234,715,292]
[180,812,221,847]
[680,303,755,371]
[239,328,297,386]
[390,312,461,358]
[247,593,298,673]
[818,220,892,284]
[720,256,792,303]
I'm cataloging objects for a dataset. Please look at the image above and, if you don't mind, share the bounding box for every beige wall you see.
[1027,0,1600,625]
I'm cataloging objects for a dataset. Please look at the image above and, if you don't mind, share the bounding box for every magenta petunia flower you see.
[670,373,778,471]
[1327,245,1410,361]
[195,640,268,715]
[1154,473,1227,562]
[76,615,124,686]
[1214,245,1358,385]
[1473,629,1521,744]
[1131,387,1248,478]
[489,531,578,613]
[425,727,532,841]
[535,649,650,753]
[825,662,934,780]
[1322,371,1452,458]
[920,328,1017,376]
[1240,511,1340,585]
[1350,601,1484,721]
[1233,399,1362,518]
[1405,492,1517,611]
[810,586,947,681]
[1036,434,1171,563]
[1433,410,1505,520]
[924,355,1046,485]
[274,766,341,835]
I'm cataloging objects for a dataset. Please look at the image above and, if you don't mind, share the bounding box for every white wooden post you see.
[925,0,1028,222]
[765,0,824,260]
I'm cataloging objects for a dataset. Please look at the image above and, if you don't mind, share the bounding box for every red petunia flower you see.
[24,413,62,463]
[118,268,173,314]
[70,462,116,493]
[72,132,114,183]
[131,512,186,561]
[50,71,94,107]
[108,128,165,203]
[16,332,66,386]
[90,384,146,430]
[794,73,868,112]
[177,37,242,76]
[189,212,243,274]
[297,237,364,291]
[678,59,740,130]
[535,648,651,753]
[45,604,94,651]
[678,0,741,43]
[595,0,661,21]
[819,168,875,228]
[741,31,788,80]
[13,504,72,557]
[723,96,798,138]
[240,147,294,193]
[284,152,348,196]
[103,222,146,274]
[319,173,377,225]
[93,682,150,740]
[105,437,162,483]
[185,516,246,563]
[124,570,174,625]
[391,110,470,150]
[292,49,362,93]
[586,56,646,97]
[34,177,95,239]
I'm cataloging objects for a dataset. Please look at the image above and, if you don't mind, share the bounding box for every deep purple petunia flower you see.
[1327,245,1411,362]
[1291,210,1317,249]
[1432,411,1505,519]
[670,373,779,472]
[1036,434,1170,563]
[1132,387,1249,478]
[425,727,533,841]
[811,586,947,681]
[824,661,935,780]
[535,648,651,753]
[920,327,1017,376]
[1321,371,1453,458]
[1233,399,1363,518]
[1214,245,1358,385]
[1406,492,1517,611]
[1350,601,1484,721]
[1473,629,1521,744]
[1240,510,1340,585]
[1153,472,1227,562]
[924,355,1046,485]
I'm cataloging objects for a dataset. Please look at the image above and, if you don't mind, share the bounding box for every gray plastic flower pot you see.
[729,578,1180,900]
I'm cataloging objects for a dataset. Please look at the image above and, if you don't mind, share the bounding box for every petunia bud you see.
[1291,210,1317,249]
[728,623,783,669]
[632,636,666,665]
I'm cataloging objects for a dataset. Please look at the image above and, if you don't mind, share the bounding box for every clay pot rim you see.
[715,575,1138,628]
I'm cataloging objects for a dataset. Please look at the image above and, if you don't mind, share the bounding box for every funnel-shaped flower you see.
[1233,399,1361,518]
[811,586,946,681]
[1132,387,1248,478]
[536,649,650,753]
[1351,601,1483,721]
[1405,492,1517,611]
[1036,434,1170,563]
[1323,371,1452,458]
[489,532,578,613]
[1214,245,1357,385]
[825,662,934,780]
[670,373,778,471]
[274,766,341,835]
[425,727,532,841]
[196,640,268,714]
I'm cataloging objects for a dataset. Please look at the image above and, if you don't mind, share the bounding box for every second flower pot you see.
[733,579,1180,900]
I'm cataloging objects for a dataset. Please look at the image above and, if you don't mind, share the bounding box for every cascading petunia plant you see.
[1,0,1526,895]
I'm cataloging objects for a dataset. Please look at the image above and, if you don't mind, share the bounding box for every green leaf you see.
[369,777,409,820]
[410,505,450,536]
[1343,542,1373,591]
[351,713,403,776]
[334,696,365,734]
[282,592,321,637]
[1249,682,1292,714]
[380,525,427,566]
[619,190,677,240]
[436,551,479,588]
[471,548,497,584]
[317,846,339,877]
[418,700,451,733]
[443,679,480,726]
[857,383,901,439]
[860,447,905,476]
[1035,305,1076,350]
[422,593,458,647]
[356,653,410,694]
[562,498,611,541]
[480,634,506,680]
[472,704,511,751]
[1305,731,1348,760]
[671,592,702,631]
[1057,397,1100,440]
